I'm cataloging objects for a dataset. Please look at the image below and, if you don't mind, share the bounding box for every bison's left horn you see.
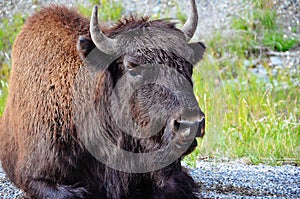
[181,0,198,42]
[90,5,118,55]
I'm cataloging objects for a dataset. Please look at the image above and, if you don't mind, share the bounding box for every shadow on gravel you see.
[199,182,283,198]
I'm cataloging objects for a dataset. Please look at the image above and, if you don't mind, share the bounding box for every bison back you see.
[0,5,93,197]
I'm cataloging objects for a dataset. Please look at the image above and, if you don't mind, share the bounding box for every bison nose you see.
[174,108,205,138]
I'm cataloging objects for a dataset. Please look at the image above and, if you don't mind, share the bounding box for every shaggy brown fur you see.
[0,5,205,199]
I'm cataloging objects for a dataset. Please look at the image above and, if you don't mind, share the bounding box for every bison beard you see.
[0,1,206,199]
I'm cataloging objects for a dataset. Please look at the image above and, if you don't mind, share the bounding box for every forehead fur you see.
[105,17,192,60]
[108,16,179,37]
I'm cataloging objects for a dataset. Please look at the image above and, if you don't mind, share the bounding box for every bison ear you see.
[187,42,206,64]
[77,36,96,59]
[77,36,114,69]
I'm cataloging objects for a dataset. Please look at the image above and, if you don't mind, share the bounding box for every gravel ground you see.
[0,0,257,40]
[191,161,300,198]
[0,0,300,198]
[0,165,23,199]
[1,162,300,198]
[1,0,299,40]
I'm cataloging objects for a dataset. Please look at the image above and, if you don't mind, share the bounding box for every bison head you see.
[75,0,205,173]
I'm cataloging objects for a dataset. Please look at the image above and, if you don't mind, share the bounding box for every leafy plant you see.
[193,0,300,164]
[191,54,300,165]
[0,14,26,115]
[0,14,25,62]
[0,80,8,114]
[77,4,92,18]
[175,3,187,24]
[78,0,124,21]
[262,31,298,51]
[253,9,277,30]
[251,0,274,9]
[230,1,298,53]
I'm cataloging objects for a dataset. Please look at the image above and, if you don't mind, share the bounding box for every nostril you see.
[176,121,193,130]
[173,120,197,138]
[174,120,180,131]
[174,120,192,131]
[172,108,205,137]
[173,119,205,137]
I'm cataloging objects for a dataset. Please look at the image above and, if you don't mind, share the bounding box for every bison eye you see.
[125,61,138,70]
[123,54,141,72]
[124,60,141,77]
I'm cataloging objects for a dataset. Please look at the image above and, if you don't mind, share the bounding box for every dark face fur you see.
[111,48,205,154]
[77,18,206,173]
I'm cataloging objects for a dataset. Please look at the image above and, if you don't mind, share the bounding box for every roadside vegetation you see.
[78,0,123,20]
[190,0,300,166]
[0,13,26,113]
[0,0,299,166]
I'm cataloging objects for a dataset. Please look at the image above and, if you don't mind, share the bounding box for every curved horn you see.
[90,5,118,54]
[181,0,198,42]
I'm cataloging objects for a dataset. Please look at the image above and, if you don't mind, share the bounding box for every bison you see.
[0,0,206,198]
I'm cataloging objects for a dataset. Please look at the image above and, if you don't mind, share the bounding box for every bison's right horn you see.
[181,0,198,42]
[90,5,118,55]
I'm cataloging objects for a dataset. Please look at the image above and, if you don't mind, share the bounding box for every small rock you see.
[269,56,283,66]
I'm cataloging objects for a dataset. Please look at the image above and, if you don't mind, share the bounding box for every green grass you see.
[184,0,300,166]
[0,14,27,114]
[229,1,298,53]
[253,9,277,30]
[0,80,8,114]
[0,14,25,52]
[175,2,187,24]
[183,53,300,166]
[78,0,124,21]
[262,31,298,51]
